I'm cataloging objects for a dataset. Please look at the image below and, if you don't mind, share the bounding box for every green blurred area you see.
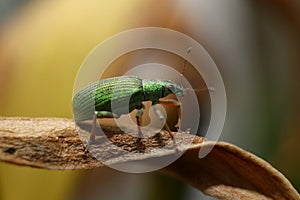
[0,1,299,200]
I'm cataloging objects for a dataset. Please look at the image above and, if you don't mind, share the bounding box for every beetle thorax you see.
[142,80,171,103]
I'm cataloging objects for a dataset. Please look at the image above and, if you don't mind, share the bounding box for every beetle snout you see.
[170,85,185,97]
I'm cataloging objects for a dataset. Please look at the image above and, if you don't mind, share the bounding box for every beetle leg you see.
[136,108,144,138]
[87,111,119,150]
[158,99,182,131]
[95,111,119,118]
[89,114,97,142]
[135,105,145,150]
[85,114,98,153]
[152,104,177,149]
[152,105,164,120]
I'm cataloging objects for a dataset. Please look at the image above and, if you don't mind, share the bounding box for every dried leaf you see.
[164,142,300,199]
[0,117,299,200]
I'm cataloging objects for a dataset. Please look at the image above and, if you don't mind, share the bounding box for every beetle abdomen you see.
[73,76,144,121]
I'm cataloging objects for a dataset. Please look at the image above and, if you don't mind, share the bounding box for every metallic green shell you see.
[73,75,184,122]
[73,76,144,121]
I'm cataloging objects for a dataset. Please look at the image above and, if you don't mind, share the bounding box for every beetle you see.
[73,75,185,149]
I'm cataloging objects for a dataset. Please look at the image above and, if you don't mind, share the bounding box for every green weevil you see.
[72,48,208,150]
[73,75,184,149]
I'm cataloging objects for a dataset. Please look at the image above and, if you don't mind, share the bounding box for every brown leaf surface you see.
[0,117,299,200]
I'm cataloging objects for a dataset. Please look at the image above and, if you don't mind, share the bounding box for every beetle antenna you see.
[180,47,192,86]
[186,87,215,92]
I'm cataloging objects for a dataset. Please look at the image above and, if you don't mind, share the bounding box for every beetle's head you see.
[163,80,185,97]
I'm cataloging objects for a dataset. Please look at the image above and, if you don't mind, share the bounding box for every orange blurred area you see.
[0,0,300,200]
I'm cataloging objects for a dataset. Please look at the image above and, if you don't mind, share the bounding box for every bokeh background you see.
[0,1,299,200]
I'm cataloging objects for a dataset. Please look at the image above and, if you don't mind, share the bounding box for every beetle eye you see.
[168,85,175,92]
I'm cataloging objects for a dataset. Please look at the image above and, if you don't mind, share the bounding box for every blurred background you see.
[0,0,299,199]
